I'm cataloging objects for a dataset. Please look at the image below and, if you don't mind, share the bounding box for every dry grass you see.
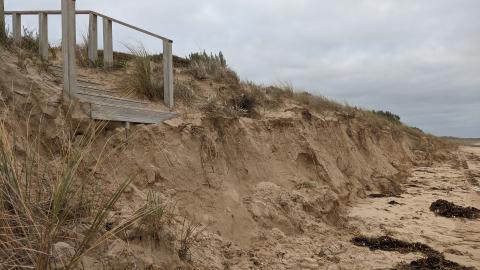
[174,80,196,105]
[201,95,222,117]
[137,191,166,240]
[187,51,239,83]
[177,218,206,262]
[124,44,163,100]
[372,110,401,124]
[0,103,162,269]
[76,34,98,68]
[19,28,40,55]
[293,91,348,113]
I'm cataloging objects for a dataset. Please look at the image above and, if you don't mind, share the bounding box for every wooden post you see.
[12,13,21,44]
[88,13,98,63]
[38,12,48,60]
[103,18,113,69]
[163,40,174,108]
[0,0,5,41]
[61,0,77,99]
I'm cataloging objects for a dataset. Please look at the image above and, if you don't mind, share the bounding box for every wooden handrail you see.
[4,10,172,42]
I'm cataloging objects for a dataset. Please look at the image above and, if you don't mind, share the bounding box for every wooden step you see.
[49,68,89,79]
[76,92,148,109]
[58,78,105,87]
[52,71,104,86]
[78,85,118,95]
[90,103,177,124]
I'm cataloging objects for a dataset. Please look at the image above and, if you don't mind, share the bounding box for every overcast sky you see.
[5,0,480,137]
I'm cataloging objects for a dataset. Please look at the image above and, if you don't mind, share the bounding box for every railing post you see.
[88,13,98,63]
[103,18,113,69]
[61,0,77,99]
[12,12,21,44]
[38,12,48,60]
[0,0,5,41]
[163,40,174,108]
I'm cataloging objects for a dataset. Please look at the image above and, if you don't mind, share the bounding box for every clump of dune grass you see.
[0,115,162,269]
[77,34,93,68]
[372,110,401,124]
[20,28,40,55]
[187,51,239,83]
[293,91,348,113]
[178,218,206,262]
[124,44,163,100]
[3,27,41,61]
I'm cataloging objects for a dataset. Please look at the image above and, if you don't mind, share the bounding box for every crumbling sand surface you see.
[1,46,477,269]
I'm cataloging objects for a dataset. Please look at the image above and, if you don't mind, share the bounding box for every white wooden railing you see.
[0,0,174,108]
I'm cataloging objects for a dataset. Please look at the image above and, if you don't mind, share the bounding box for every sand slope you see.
[0,46,471,270]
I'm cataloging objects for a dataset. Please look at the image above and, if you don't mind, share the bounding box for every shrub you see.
[373,110,401,124]
[230,92,257,114]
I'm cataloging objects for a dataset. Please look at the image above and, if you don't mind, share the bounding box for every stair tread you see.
[76,91,147,104]
[76,92,149,110]
[90,103,176,124]
[78,85,117,94]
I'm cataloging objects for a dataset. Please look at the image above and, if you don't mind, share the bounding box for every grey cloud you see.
[5,0,480,137]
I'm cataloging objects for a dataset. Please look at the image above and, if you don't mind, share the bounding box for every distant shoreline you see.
[442,137,480,147]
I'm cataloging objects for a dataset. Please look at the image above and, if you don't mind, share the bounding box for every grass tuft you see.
[187,51,239,83]
[178,218,206,262]
[20,28,40,55]
[372,110,401,124]
[0,117,161,269]
[124,44,163,100]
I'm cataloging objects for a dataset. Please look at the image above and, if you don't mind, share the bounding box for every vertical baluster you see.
[12,12,21,44]
[103,18,113,69]
[61,0,77,99]
[38,12,48,60]
[88,13,98,63]
[163,40,174,108]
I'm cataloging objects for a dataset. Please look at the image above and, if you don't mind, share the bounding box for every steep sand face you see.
[85,112,454,269]
[100,114,423,240]
[0,47,464,269]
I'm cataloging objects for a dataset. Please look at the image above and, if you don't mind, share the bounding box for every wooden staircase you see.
[2,1,177,125]
[50,65,177,124]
